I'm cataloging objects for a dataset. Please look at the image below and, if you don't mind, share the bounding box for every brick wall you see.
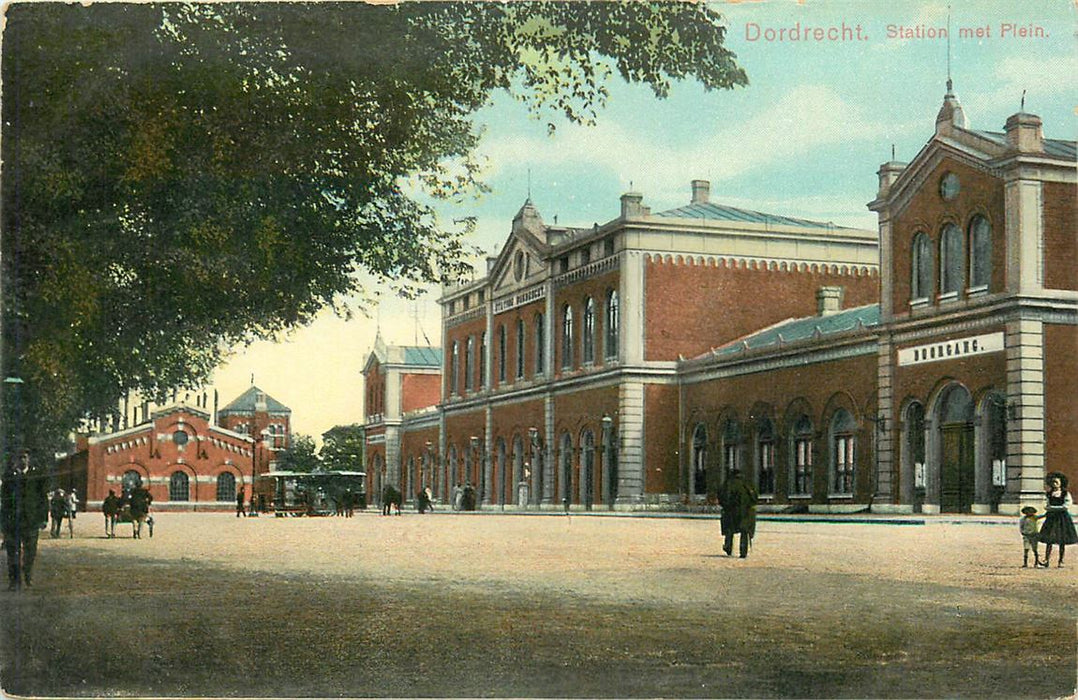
[1043,181,1078,291]
[645,258,878,361]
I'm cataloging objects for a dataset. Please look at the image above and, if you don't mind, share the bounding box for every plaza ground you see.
[1,510,1076,698]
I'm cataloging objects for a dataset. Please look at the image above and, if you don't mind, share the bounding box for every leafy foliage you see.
[274,434,320,474]
[1,2,746,455]
[319,424,365,473]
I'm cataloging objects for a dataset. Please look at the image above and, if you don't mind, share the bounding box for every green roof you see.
[402,346,442,367]
[711,304,880,358]
[655,202,851,230]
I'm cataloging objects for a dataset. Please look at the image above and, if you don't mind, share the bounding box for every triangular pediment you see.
[882,128,1006,217]
[489,200,551,295]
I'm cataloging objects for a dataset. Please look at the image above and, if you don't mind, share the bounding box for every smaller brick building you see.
[58,386,290,511]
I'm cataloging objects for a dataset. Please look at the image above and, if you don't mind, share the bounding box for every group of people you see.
[101,484,153,538]
[47,487,79,538]
[1018,471,1077,568]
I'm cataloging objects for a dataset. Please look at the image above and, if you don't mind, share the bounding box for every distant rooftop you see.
[967,129,1076,161]
[654,201,857,231]
[401,346,442,367]
[708,304,881,359]
[218,386,291,415]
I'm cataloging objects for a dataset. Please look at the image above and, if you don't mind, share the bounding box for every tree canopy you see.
[319,424,365,472]
[274,434,320,473]
[1,2,747,457]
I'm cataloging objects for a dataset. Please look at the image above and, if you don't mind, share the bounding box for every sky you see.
[209,0,1076,442]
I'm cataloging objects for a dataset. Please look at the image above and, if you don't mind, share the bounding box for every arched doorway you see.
[938,385,975,513]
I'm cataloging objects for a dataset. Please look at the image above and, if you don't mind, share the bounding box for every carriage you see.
[255,470,366,517]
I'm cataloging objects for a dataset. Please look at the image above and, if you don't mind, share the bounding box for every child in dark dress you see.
[1037,472,1078,568]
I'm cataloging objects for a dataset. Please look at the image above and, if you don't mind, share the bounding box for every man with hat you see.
[719,469,758,558]
[2,449,50,590]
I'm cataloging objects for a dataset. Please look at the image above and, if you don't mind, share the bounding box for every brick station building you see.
[57,386,290,511]
[370,83,1076,515]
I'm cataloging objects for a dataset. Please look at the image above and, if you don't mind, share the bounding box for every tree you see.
[319,425,365,473]
[274,434,320,474]
[1,2,748,456]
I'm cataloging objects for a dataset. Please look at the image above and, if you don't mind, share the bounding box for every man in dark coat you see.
[2,450,50,590]
[102,489,121,538]
[128,484,153,539]
[719,469,758,558]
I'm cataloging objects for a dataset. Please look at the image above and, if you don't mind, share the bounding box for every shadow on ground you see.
[1,546,1073,698]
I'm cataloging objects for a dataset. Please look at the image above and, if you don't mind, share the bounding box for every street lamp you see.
[601,414,616,510]
[529,427,541,509]
[424,440,434,495]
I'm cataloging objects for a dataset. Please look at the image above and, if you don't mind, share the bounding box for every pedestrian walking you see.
[718,469,758,558]
[2,449,50,590]
[1019,506,1045,568]
[102,489,120,538]
[236,487,246,518]
[65,489,79,519]
[1038,472,1077,568]
[49,488,67,539]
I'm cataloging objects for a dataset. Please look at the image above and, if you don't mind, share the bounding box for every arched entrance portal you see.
[938,385,975,513]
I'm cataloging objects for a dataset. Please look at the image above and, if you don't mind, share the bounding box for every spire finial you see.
[1020,89,1026,112]
[891,144,896,161]
[946,6,952,91]
[527,167,532,200]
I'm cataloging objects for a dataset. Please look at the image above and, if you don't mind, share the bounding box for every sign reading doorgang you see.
[897,332,1005,367]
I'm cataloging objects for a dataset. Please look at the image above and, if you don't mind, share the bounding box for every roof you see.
[217,386,291,415]
[654,202,855,231]
[967,129,1076,160]
[710,304,881,358]
[402,346,442,367]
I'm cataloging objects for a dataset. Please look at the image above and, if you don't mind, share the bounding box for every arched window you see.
[497,324,507,383]
[122,470,143,495]
[516,319,526,379]
[216,472,237,502]
[479,332,487,389]
[464,336,474,392]
[170,471,190,501]
[582,297,596,364]
[940,223,964,296]
[911,232,933,301]
[534,314,545,377]
[605,290,619,360]
[830,410,857,495]
[757,417,775,495]
[692,424,708,496]
[791,416,813,496]
[559,432,573,506]
[450,341,459,395]
[722,419,741,473]
[969,215,992,290]
[561,305,574,369]
[581,429,596,508]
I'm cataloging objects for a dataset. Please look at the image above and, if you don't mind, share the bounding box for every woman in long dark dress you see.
[1037,472,1077,568]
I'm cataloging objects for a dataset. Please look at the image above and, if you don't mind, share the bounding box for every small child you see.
[1019,506,1045,568]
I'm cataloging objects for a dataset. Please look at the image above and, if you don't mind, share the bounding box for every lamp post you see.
[424,440,434,495]
[3,376,25,463]
[528,426,541,509]
[601,414,616,510]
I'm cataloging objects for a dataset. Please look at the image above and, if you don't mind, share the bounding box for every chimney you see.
[620,191,648,219]
[691,180,710,205]
[1004,112,1043,153]
[816,286,844,316]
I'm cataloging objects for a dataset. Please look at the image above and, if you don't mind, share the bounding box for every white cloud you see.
[477,84,889,198]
